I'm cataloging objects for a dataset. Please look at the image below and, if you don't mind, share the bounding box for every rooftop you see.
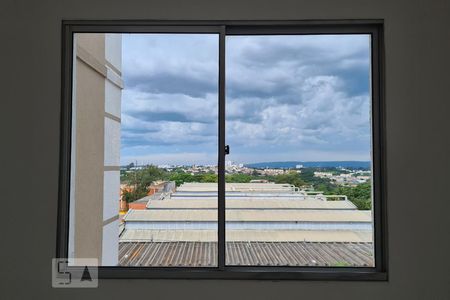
[119,241,374,267]
[146,198,357,210]
[120,229,372,243]
[123,209,372,222]
[122,182,372,245]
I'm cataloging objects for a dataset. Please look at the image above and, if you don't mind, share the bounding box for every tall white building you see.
[69,33,123,265]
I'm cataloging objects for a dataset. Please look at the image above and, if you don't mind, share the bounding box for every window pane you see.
[69,33,219,267]
[225,35,374,267]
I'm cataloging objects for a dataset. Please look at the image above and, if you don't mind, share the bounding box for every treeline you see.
[121,166,372,210]
[121,166,167,202]
[334,182,372,210]
[168,172,305,187]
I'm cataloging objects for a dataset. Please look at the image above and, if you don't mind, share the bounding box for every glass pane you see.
[68,33,219,267]
[225,35,374,267]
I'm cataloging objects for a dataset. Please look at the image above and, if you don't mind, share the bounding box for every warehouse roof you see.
[119,241,374,267]
[120,229,372,243]
[123,209,372,222]
[146,198,356,210]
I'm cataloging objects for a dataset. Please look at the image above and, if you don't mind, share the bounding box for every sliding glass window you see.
[59,22,385,279]
[68,33,218,267]
[225,35,374,267]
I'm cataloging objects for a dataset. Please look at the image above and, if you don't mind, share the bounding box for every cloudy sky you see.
[121,34,371,165]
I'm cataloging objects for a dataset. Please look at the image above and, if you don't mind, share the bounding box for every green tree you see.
[272,171,305,188]
[121,188,147,203]
[225,174,252,183]
[200,173,218,183]
[169,172,194,186]
[121,165,168,202]
[335,182,372,210]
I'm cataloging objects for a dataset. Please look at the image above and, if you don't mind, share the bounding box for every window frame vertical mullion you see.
[217,25,226,270]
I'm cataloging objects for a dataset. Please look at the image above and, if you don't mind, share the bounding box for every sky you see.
[120,34,371,166]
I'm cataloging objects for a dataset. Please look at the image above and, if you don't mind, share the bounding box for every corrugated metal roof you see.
[120,229,372,243]
[124,209,372,222]
[147,199,357,210]
[118,241,374,267]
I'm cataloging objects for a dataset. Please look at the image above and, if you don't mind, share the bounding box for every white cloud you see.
[121,151,217,166]
[120,34,372,164]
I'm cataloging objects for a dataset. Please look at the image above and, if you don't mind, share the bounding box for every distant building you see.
[314,171,334,178]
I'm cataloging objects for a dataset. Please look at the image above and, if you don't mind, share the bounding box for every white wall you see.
[103,170,120,220]
[102,34,123,265]
[102,220,119,266]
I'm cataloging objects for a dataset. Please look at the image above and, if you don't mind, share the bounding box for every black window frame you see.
[57,19,387,280]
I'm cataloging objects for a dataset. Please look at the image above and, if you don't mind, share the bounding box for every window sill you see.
[91,266,388,280]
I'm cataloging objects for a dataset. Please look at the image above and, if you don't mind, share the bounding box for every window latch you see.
[225,145,230,155]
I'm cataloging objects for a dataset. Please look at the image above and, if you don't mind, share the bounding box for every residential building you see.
[68,33,123,265]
